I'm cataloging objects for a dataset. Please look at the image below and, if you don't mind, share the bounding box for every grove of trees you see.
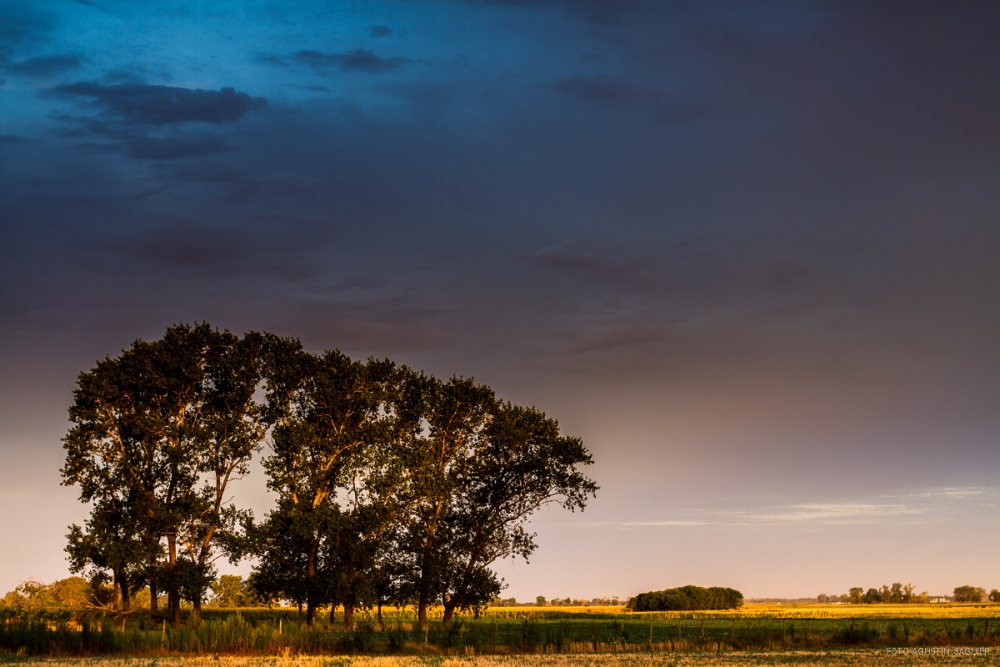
[817,584,1000,604]
[626,585,743,611]
[60,324,597,628]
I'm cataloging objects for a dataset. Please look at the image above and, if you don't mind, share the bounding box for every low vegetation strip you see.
[1,650,998,666]
[2,608,999,657]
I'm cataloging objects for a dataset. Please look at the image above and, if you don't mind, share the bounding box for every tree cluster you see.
[816,584,996,604]
[953,586,988,603]
[536,596,621,607]
[61,324,597,629]
[626,585,743,611]
[839,584,928,604]
[208,575,261,608]
[0,578,97,614]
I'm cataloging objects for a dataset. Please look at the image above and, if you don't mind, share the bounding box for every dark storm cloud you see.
[117,221,248,267]
[0,134,36,144]
[254,53,290,67]
[551,75,638,107]
[526,243,653,282]
[292,49,412,73]
[0,3,55,55]
[472,0,638,26]
[4,54,83,77]
[3,0,1000,599]
[54,83,266,126]
[125,136,231,160]
[265,297,453,354]
[52,121,233,161]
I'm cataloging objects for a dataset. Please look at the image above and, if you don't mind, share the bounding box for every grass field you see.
[1,650,998,666]
[2,604,998,658]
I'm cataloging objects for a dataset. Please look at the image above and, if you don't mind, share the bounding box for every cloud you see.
[526,243,653,282]
[125,136,230,160]
[5,54,83,77]
[767,260,812,288]
[366,25,393,38]
[292,49,411,73]
[595,487,997,530]
[750,502,921,524]
[264,297,453,354]
[254,53,289,67]
[651,100,721,125]
[117,221,247,267]
[0,134,35,144]
[54,83,266,126]
[552,75,638,106]
[0,4,55,55]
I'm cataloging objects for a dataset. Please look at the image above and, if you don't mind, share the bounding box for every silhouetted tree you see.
[246,342,402,626]
[62,324,266,624]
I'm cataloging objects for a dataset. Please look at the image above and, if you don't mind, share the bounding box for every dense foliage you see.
[60,324,598,628]
[627,586,743,611]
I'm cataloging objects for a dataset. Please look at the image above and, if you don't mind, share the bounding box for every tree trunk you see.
[377,602,383,630]
[418,596,429,630]
[192,596,202,622]
[169,591,181,627]
[113,570,122,610]
[306,589,317,627]
[344,603,354,630]
[150,582,159,615]
[442,601,455,627]
[167,534,181,626]
[330,603,337,625]
[119,575,131,612]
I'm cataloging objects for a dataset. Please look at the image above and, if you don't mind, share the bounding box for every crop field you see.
[3,604,1000,659]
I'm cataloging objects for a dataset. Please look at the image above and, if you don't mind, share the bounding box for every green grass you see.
[1,650,999,666]
[2,605,998,657]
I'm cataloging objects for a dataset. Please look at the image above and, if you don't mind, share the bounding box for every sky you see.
[1,0,998,602]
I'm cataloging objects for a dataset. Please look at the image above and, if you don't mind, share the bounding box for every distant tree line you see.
[817,584,997,604]
[532,596,621,607]
[60,324,597,628]
[626,585,743,611]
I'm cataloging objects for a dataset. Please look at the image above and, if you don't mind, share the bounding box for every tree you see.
[62,324,267,625]
[247,342,402,626]
[436,400,598,625]
[210,575,258,607]
[0,578,97,613]
[848,587,864,604]
[65,495,150,612]
[398,376,496,629]
[989,589,1000,603]
[953,585,984,603]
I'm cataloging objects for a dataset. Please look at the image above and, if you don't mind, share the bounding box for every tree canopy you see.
[627,585,743,611]
[61,323,598,627]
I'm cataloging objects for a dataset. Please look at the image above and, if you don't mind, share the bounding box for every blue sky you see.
[1,0,999,600]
